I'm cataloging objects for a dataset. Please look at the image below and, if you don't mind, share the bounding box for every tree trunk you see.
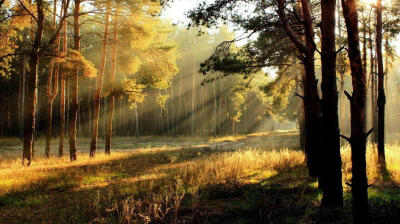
[213,73,217,138]
[68,0,81,161]
[376,0,385,166]
[368,16,377,144]
[45,0,61,158]
[342,0,370,222]
[191,54,196,136]
[277,0,322,178]
[23,0,44,165]
[90,3,110,157]
[59,1,68,157]
[20,54,26,140]
[135,104,139,138]
[320,0,343,207]
[105,10,118,154]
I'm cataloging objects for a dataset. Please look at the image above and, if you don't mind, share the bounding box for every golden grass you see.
[1,137,400,223]
[341,143,400,186]
[1,140,399,198]
[180,148,305,188]
[208,130,298,143]
[0,146,197,193]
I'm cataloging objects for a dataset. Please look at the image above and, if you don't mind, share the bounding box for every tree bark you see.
[320,0,343,208]
[376,0,385,166]
[105,9,118,154]
[90,2,110,157]
[342,0,370,222]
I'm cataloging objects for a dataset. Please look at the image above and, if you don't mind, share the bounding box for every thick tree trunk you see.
[302,0,323,178]
[277,0,322,178]
[90,3,110,157]
[22,0,44,165]
[68,0,81,161]
[376,0,385,166]
[105,10,118,154]
[302,56,322,178]
[320,0,343,207]
[342,0,370,222]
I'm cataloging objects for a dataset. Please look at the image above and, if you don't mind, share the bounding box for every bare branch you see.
[340,134,351,142]
[365,128,374,138]
[294,93,304,100]
[344,90,352,101]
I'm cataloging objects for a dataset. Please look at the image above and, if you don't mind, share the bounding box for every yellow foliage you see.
[126,56,142,75]
[156,93,170,110]
[63,50,97,78]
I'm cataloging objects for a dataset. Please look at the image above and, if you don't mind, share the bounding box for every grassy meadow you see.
[0,131,400,223]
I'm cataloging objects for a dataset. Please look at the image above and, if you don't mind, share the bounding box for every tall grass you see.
[341,143,400,185]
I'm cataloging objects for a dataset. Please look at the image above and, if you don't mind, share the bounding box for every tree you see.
[188,0,345,208]
[320,0,343,207]
[59,0,68,157]
[90,1,110,158]
[341,0,370,222]
[105,7,118,154]
[67,0,82,161]
[45,0,61,158]
[21,0,45,165]
[376,0,385,167]
[276,0,322,179]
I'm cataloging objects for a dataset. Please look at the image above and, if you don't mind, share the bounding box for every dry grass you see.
[1,134,400,223]
[341,143,400,186]
[1,141,400,196]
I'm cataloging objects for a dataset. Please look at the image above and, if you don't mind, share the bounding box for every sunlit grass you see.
[341,143,400,186]
[1,135,400,222]
[1,141,400,196]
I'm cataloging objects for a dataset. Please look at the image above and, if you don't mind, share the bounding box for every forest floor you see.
[0,131,400,224]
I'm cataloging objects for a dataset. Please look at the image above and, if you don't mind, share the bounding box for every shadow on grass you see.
[185,165,320,224]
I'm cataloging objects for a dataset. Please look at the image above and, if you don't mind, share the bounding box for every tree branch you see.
[344,90,352,101]
[340,134,351,142]
[276,0,309,54]
[365,128,374,138]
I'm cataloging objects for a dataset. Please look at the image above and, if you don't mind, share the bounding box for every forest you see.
[0,0,400,223]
